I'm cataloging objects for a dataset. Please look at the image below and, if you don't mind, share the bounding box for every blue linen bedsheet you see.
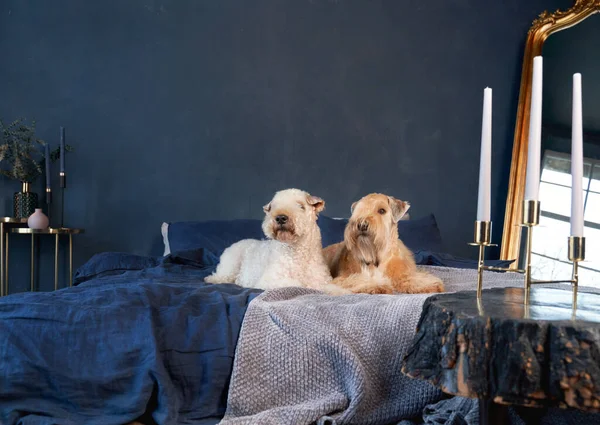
[0,249,262,425]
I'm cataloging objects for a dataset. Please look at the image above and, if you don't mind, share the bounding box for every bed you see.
[0,214,519,425]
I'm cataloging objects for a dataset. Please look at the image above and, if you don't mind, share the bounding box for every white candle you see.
[571,73,584,237]
[525,56,543,201]
[477,87,492,222]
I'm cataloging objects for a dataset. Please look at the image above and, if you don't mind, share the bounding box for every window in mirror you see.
[531,150,600,287]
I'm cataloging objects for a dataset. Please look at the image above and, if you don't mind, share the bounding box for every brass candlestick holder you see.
[521,199,540,306]
[468,220,495,315]
[568,235,585,313]
[470,199,585,313]
[468,220,496,300]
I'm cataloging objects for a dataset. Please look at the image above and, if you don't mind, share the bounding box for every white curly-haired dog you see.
[204,188,349,295]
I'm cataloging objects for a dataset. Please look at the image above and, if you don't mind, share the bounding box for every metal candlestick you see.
[468,221,495,315]
[46,187,52,227]
[568,236,585,314]
[60,172,66,228]
[469,220,524,297]
[468,221,494,300]
[521,199,540,306]
[470,199,585,313]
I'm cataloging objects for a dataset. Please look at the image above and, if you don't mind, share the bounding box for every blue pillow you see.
[167,219,265,257]
[165,248,221,268]
[167,216,347,260]
[397,214,443,253]
[168,218,342,255]
[317,216,348,247]
[319,214,443,253]
[74,252,160,285]
[166,214,443,258]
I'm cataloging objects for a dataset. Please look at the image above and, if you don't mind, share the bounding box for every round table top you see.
[402,286,600,412]
[10,227,84,235]
[0,217,28,224]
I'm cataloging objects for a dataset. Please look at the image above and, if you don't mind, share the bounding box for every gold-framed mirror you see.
[501,0,600,285]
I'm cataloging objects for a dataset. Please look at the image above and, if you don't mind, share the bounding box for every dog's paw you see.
[416,280,444,293]
[347,283,395,295]
[204,274,224,284]
[406,271,445,293]
[431,280,445,293]
[361,285,394,295]
[318,283,352,296]
[421,276,445,293]
[411,281,444,294]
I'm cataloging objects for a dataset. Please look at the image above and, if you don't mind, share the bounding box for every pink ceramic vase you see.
[28,208,49,229]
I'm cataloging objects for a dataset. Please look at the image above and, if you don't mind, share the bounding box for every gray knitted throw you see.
[220,266,526,425]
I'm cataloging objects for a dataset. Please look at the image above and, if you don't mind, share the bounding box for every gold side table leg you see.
[30,234,35,292]
[1,222,4,297]
[54,234,59,291]
[69,234,73,287]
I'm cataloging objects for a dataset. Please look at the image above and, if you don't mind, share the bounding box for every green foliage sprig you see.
[0,118,73,183]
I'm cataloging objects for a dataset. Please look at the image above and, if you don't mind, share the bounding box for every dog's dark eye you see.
[299,204,305,210]
[378,209,386,215]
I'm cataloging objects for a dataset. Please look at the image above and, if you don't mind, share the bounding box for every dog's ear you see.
[388,197,410,223]
[350,201,358,215]
[307,195,325,213]
[263,202,271,213]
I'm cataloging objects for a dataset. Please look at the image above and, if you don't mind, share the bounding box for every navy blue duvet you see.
[0,250,262,425]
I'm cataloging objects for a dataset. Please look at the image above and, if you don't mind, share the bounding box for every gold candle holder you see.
[473,220,492,245]
[469,221,495,301]
[520,199,540,306]
[519,201,585,308]
[568,236,585,314]
[569,235,585,261]
[470,198,586,316]
[469,218,525,303]
[522,199,541,226]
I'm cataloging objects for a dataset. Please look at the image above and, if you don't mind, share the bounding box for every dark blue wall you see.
[0,0,569,293]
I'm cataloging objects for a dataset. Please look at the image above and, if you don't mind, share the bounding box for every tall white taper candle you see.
[571,73,584,237]
[477,87,492,221]
[525,56,543,201]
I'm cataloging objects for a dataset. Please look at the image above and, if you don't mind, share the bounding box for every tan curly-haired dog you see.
[323,193,444,295]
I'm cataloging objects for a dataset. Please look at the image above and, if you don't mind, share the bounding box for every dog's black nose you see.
[358,221,369,232]
[275,215,288,225]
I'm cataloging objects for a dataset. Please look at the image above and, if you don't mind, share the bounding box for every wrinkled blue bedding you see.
[0,250,261,425]
[0,248,511,425]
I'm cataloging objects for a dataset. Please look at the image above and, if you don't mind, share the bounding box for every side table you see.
[401,287,600,424]
[0,217,28,296]
[9,227,85,292]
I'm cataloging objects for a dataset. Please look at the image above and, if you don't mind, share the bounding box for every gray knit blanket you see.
[219,266,527,425]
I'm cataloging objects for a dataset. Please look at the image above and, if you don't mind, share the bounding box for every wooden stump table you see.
[401,286,600,425]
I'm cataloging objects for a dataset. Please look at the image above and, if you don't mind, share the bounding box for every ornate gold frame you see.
[500,0,600,264]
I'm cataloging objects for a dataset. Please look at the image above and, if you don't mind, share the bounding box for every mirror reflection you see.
[531,14,600,286]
